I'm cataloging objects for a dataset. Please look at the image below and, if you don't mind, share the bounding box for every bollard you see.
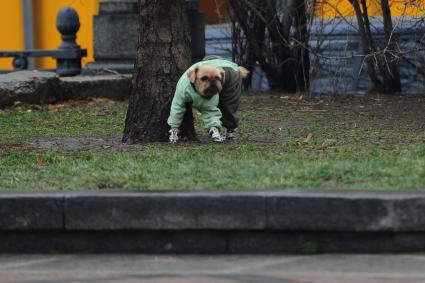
[0,7,86,76]
[55,7,85,76]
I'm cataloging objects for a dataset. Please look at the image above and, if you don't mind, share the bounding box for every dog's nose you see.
[205,84,218,95]
[208,84,218,91]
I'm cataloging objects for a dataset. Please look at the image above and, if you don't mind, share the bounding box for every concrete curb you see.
[1,190,425,253]
[0,71,131,107]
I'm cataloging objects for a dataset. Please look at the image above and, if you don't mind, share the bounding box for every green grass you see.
[1,144,424,190]
[0,96,424,190]
[0,99,126,142]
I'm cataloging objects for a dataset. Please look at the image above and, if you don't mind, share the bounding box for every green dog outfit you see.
[167,57,243,131]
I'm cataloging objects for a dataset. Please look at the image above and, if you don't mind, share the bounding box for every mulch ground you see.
[5,92,425,151]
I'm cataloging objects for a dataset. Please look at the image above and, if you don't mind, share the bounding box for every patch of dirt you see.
[25,135,145,151]
[17,92,425,151]
[24,134,234,151]
[240,92,425,144]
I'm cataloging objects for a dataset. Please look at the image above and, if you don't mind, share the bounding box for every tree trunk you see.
[293,0,310,91]
[350,0,384,90]
[229,0,310,92]
[380,0,401,93]
[122,0,195,143]
[348,0,401,94]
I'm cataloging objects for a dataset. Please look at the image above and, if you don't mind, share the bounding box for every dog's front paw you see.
[169,128,180,144]
[209,127,226,143]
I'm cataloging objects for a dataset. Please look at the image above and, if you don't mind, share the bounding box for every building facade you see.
[0,0,423,71]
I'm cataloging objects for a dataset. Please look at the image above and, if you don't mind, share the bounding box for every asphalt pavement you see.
[1,254,425,283]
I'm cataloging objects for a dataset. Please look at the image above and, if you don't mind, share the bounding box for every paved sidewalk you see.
[1,254,425,283]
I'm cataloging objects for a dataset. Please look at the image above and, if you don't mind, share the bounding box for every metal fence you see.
[205,17,425,93]
[0,7,86,76]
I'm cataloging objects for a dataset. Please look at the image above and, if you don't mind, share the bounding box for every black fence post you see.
[12,55,29,70]
[0,7,87,76]
[55,7,84,76]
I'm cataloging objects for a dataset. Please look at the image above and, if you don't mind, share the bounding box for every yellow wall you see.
[0,1,25,70]
[1,0,423,71]
[317,0,425,18]
[33,0,99,68]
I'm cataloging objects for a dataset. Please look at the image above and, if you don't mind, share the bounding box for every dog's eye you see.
[200,76,209,81]
[214,76,220,81]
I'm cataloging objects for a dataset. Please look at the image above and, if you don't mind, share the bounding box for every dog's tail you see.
[238,66,250,79]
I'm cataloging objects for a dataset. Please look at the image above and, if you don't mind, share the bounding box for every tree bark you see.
[348,0,401,94]
[122,0,195,143]
[294,0,310,91]
[380,0,401,93]
[350,0,384,89]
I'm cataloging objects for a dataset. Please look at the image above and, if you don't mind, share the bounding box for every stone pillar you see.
[186,0,205,63]
[85,0,205,73]
[85,0,138,73]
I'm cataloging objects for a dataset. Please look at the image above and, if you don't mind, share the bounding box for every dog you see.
[168,57,249,143]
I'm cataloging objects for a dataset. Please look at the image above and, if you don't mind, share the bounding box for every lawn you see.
[0,94,424,190]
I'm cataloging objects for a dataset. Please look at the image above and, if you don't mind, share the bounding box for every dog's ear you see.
[220,70,225,85]
[187,67,198,83]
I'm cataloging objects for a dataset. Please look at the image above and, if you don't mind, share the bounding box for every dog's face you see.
[187,65,225,97]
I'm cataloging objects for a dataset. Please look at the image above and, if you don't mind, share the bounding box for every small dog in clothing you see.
[168,56,248,143]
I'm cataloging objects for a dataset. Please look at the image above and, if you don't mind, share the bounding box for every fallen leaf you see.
[304,133,313,143]
[29,104,42,111]
[48,104,65,112]
[95,98,114,104]
[280,96,304,105]
[66,98,97,106]
[36,156,46,166]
